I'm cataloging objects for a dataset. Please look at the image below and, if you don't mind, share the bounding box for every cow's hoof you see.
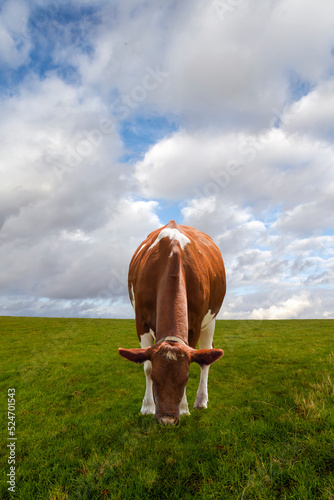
[193,399,208,409]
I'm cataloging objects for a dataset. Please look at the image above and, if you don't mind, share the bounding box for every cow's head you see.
[118,342,223,425]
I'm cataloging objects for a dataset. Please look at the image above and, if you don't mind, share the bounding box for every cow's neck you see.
[155,261,189,344]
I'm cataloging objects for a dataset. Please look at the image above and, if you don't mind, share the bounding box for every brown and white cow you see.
[119,220,226,425]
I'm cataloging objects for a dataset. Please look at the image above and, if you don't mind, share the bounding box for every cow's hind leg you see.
[140,330,156,415]
[194,319,215,409]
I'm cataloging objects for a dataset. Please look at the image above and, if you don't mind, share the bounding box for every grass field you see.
[0,317,333,499]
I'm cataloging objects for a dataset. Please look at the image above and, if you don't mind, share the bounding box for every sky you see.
[0,0,333,320]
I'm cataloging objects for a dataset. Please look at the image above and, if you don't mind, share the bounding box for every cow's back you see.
[128,221,226,346]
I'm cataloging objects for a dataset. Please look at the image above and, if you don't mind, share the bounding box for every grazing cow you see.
[119,220,226,425]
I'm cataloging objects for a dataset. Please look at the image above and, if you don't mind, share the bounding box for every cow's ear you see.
[190,348,223,366]
[118,347,152,364]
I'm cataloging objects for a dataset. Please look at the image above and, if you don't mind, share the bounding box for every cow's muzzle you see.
[155,413,179,426]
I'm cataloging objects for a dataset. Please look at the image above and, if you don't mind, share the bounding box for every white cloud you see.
[273,199,334,236]
[0,74,124,232]
[250,292,313,320]
[160,0,334,127]
[0,0,31,68]
[134,131,242,199]
[0,196,161,308]
[0,65,161,313]
[285,79,334,140]
[134,127,334,225]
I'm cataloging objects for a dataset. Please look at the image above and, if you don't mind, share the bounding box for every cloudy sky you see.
[1,0,333,320]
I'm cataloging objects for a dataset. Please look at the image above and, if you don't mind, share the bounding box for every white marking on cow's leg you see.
[179,387,190,416]
[194,364,210,409]
[141,361,155,414]
[140,330,155,415]
[194,316,216,409]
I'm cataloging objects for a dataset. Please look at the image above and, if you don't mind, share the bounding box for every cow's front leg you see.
[194,318,215,409]
[140,331,155,414]
[179,387,190,416]
[194,364,210,408]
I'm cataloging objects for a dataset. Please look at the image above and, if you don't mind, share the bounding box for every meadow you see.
[0,316,333,499]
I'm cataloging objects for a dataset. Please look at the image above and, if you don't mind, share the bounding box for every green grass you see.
[0,317,334,499]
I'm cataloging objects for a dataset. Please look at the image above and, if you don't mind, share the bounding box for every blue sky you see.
[0,0,334,319]
[119,116,179,164]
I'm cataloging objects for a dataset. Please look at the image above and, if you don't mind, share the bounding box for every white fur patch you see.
[150,328,156,342]
[180,388,190,416]
[195,313,217,410]
[133,243,146,261]
[137,243,146,254]
[140,330,155,347]
[140,331,156,415]
[194,364,210,409]
[165,350,178,361]
[148,228,191,251]
[130,283,135,310]
[201,310,216,330]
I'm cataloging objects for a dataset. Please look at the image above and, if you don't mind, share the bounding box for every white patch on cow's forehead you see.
[162,346,185,361]
[201,309,216,330]
[148,228,191,251]
[165,350,178,361]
